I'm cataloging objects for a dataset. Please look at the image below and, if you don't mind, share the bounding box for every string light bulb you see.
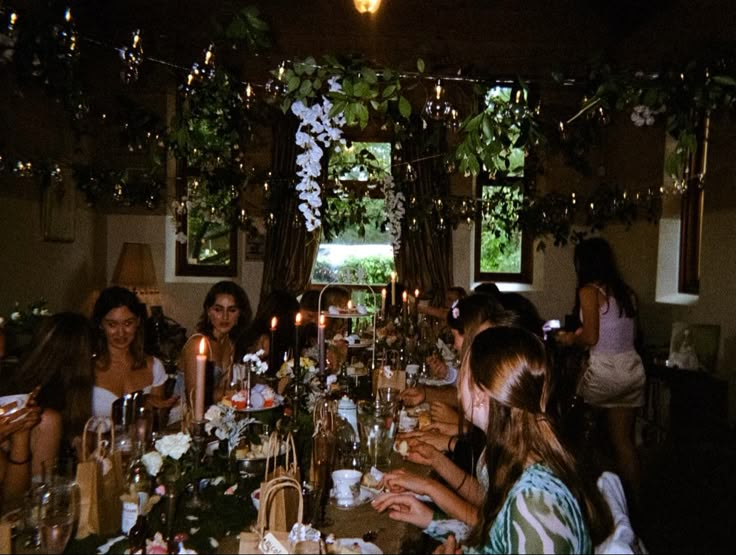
[243,82,256,109]
[423,79,452,121]
[120,29,143,84]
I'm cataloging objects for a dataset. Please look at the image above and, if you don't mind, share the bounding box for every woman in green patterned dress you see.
[376,327,613,554]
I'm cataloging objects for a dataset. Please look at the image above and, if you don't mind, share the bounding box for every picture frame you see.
[41,175,76,242]
[667,322,720,372]
[245,231,266,261]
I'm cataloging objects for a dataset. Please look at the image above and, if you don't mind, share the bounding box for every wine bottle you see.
[121,441,152,535]
[129,514,148,554]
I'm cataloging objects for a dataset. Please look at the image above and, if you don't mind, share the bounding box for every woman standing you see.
[556,237,646,505]
[180,281,252,412]
[92,287,175,418]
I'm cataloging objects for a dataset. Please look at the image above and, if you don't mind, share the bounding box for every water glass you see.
[39,483,79,554]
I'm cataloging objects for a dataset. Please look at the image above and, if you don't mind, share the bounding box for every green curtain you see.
[258,113,320,305]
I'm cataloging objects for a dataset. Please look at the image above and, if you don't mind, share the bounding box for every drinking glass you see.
[39,482,79,554]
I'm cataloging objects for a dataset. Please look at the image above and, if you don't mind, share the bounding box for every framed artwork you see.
[667,322,720,372]
[41,175,76,242]
[245,232,266,261]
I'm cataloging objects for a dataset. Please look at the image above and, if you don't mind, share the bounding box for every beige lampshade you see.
[112,242,158,292]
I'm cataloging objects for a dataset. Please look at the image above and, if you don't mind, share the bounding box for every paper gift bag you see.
[374,366,406,394]
[75,417,124,538]
[0,522,11,554]
[261,433,300,531]
[240,475,304,554]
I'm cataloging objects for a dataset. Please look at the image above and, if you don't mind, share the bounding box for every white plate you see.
[334,538,383,554]
[329,486,377,509]
[0,394,29,416]
[418,365,458,387]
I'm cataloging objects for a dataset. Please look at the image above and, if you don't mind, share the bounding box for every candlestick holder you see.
[185,420,209,510]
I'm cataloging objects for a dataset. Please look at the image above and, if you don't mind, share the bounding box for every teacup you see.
[331,469,362,505]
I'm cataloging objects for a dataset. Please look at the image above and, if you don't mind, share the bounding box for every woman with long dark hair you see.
[556,237,646,505]
[180,281,252,410]
[92,287,175,418]
[375,327,612,553]
[10,312,94,475]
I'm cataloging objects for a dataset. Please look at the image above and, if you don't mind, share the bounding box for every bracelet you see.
[447,434,456,453]
[456,473,468,491]
[8,454,31,465]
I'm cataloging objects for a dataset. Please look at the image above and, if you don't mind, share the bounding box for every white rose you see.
[142,451,163,476]
[155,432,192,460]
[204,405,223,422]
[10,311,21,321]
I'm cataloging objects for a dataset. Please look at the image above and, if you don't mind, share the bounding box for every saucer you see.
[329,486,376,509]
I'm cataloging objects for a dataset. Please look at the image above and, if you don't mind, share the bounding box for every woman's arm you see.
[30,408,62,477]
[557,285,600,348]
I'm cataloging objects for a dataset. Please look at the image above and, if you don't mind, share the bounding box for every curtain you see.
[258,113,320,305]
[394,129,452,306]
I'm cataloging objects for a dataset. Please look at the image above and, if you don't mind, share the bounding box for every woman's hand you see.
[400,387,425,407]
[371,492,433,528]
[398,430,451,454]
[430,401,459,425]
[382,468,435,496]
[433,534,462,554]
[0,405,42,441]
[426,354,449,380]
[423,420,457,436]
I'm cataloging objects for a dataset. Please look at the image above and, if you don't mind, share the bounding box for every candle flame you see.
[415,289,420,298]
[402,291,408,302]
[381,288,387,298]
[347,300,353,310]
[295,312,302,325]
[319,314,326,327]
[270,316,277,330]
[390,271,397,282]
[198,337,206,355]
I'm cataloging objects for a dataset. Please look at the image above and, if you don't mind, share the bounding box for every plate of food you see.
[419,365,457,387]
[327,538,383,554]
[0,394,30,422]
[221,384,282,412]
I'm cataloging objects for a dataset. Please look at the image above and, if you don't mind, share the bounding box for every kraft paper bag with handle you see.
[374,366,406,395]
[260,432,300,532]
[239,475,305,554]
[75,417,124,538]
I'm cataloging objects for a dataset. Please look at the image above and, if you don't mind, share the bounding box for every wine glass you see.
[39,482,80,554]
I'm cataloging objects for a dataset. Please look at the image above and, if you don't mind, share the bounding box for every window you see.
[474,86,533,283]
[175,174,237,277]
[310,141,395,286]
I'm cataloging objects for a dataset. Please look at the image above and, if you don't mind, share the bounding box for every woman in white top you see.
[91,287,175,418]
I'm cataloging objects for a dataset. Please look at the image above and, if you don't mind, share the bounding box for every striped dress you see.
[466,464,592,554]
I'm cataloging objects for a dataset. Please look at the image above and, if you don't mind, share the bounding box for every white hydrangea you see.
[141,450,163,477]
[155,432,192,461]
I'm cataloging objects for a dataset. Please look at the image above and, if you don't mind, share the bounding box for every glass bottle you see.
[129,514,148,554]
[121,441,152,535]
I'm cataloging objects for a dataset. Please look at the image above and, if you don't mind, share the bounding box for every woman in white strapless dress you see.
[91,287,176,419]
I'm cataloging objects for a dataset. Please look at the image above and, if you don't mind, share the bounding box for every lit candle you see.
[294,312,302,379]
[381,288,387,316]
[390,272,397,305]
[346,300,353,335]
[194,337,207,422]
[347,300,353,311]
[414,288,420,299]
[402,290,408,304]
[270,316,277,376]
[318,314,326,374]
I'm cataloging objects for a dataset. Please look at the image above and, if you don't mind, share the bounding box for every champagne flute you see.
[39,482,79,554]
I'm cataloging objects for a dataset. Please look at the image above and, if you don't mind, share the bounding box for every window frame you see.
[310,137,395,287]
[473,176,534,284]
[174,167,238,278]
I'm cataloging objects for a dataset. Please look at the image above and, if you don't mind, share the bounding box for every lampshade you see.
[354,0,383,14]
[112,242,158,292]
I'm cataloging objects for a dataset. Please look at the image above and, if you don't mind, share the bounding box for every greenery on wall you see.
[2,3,736,249]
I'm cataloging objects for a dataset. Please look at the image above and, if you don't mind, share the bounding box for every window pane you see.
[312,198,395,285]
[185,178,233,266]
[479,185,523,274]
[314,142,395,286]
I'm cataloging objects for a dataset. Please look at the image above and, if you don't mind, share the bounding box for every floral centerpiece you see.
[142,432,194,490]
[227,349,271,410]
[203,404,258,456]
